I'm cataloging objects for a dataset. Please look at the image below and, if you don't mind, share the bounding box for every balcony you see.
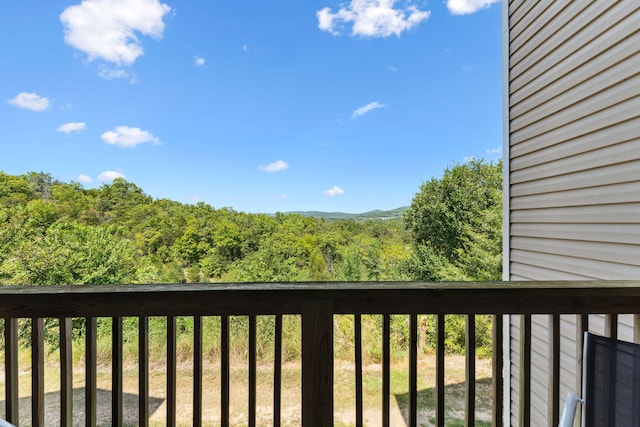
[1,281,640,426]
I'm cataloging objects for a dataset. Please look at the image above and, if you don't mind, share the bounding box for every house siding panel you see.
[506,0,640,425]
[511,204,640,224]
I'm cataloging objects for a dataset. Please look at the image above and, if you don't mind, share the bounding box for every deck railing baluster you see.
[31,318,44,427]
[436,314,445,427]
[167,316,177,427]
[221,315,230,427]
[60,318,73,427]
[492,315,503,427]
[193,316,203,427]
[86,317,97,427]
[5,318,19,426]
[112,317,123,427]
[519,314,531,427]
[274,314,283,427]
[382,314,390,427]
[249,315,257,427]
[465,315,476,427]
[409,313,418,427]
[606,314,619,340]
[354,314,363,427]
[548,314,560,426]
[139,316,149,427]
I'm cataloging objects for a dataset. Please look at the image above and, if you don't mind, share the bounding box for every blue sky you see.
[1,0,502,214]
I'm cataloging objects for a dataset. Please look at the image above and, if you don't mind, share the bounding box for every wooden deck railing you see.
[1,281,640,427]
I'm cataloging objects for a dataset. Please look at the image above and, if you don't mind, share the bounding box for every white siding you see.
[505,0,640,425]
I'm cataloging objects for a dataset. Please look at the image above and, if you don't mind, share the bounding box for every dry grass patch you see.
[0,354,493,426]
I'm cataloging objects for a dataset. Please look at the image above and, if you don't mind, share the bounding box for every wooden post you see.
[465,315,476,427]
[274,315,283,427]
[519,315,531,427]
[5,318,19,426]
[435,315,445,427]
[139,316,149,427]
[409,314,418,427]
[167,316,177,427]
[548,314,560,427]
[302,299,333,427]
[86,317,97,427]
[32,318,44,427]
[60,318,73,427]
[193,316,203,427]
[492,315,503,427]
[112,317,123,427]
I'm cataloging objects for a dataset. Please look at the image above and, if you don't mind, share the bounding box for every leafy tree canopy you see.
[403,159,502,281]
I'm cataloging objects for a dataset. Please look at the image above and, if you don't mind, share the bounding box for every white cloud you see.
[317,0,430,37]
[352,101,385,119]
[275,193,287,200]
[8,92,51,112]
[101,126,160,147]
[98,170,126,181]
[98,66,136,82]
[77,174,93,183]
[446,0,499,15]
[188,195,200,201]
[60,0,171,66]
[242,44,248,52]
[194,56,205,66]
[324,186,345,197]
[259,160,289,173]
[486,147,502,154]
[57,122,86,134]
[464,155,477,163]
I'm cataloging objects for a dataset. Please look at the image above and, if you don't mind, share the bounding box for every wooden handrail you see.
[1,281,640,318]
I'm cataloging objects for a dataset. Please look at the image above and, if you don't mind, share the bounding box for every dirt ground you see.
[0,355,494,426]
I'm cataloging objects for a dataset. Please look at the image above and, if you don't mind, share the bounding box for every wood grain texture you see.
[0,282,639,318]
[301,299,333,427]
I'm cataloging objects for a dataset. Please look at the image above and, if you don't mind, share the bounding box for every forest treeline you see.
[0,160,502,358]
[0,159,502,286]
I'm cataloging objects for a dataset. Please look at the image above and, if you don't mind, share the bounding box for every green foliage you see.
[2,221,135,285]
[0,172,33,205]
[418,315,493,357]
[0,170,414,285]
[403,159,502,281]
[0,165,502,359]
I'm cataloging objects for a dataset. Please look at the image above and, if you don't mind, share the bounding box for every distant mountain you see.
[284,207,408,220]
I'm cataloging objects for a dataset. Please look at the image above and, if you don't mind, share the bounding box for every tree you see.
[0,171,33,205]
[52,181,91,221]
[3,222,135,285]
[403,159,502,281]
[24,171,56,201]
[95,178,152,223]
